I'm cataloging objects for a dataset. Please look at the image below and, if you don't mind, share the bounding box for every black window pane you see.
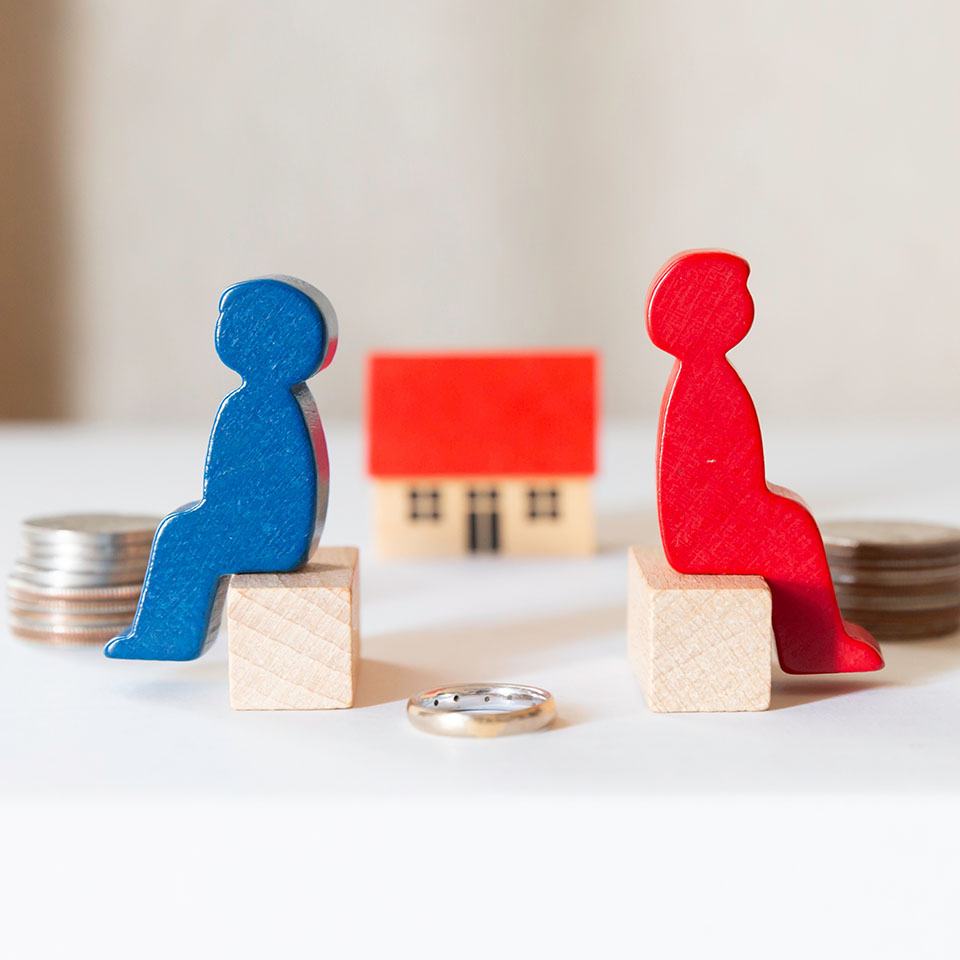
[527,485,561,520]
[409,486,441,521]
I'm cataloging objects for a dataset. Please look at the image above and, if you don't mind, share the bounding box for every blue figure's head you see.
[216,276,338,386]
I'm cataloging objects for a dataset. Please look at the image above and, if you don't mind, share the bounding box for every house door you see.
[467,487,500,552]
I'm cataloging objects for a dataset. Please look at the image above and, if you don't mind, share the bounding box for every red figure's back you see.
[647,250,883,674]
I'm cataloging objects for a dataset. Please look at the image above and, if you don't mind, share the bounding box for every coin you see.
[822,520,960,562]
[22,513,160,540]
[10,601,137,621]
[831,576,960,600]
[832,589,960,612]
[10,623,124,646]
[7,578,145,602]
[11,561,149,589]
[823,519,960,641]
[8,513,156,646]
[10,610,134,629]
[829,564,960,587]
[22,539,154,562]
[840,608,960,641]
[16,552,149,575]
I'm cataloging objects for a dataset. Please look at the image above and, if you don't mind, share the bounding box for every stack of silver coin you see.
[822,520,960,640]
[8,514,160,645]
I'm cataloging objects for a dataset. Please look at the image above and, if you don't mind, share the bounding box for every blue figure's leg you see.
[105,509,224,661]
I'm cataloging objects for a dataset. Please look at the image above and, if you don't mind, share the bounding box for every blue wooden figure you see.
[105,276,338,661]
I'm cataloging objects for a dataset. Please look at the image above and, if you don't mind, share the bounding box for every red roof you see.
[367,352,598,477]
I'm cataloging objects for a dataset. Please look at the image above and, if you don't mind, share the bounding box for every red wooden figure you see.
[647,250,884,675]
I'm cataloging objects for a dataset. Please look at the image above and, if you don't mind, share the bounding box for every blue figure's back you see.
[105,277,338,661]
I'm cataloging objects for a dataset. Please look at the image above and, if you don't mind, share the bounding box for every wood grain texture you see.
[105,277,338,662]
[227,546,359,710]
[647,250,883,675]
[628,546,772,713]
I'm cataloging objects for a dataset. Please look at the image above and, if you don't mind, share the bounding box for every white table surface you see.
[2,419,959,957]
[2,418,959,798]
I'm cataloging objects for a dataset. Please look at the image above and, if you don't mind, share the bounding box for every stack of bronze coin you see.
[822,520,960,640]
[8,514,159,645]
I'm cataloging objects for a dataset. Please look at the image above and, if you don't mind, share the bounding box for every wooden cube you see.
[628,546,772,712]
[227,546,359,710]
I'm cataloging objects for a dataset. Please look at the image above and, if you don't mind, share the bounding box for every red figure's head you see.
[646,250,753,359]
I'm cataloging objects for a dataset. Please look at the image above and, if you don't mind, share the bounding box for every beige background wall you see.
[3,0,959,423]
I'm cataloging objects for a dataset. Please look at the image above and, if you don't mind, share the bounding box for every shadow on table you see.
[356,603,625,714]
[130,584,960,716]
[128,657,229,707]
[771,628,960,709]
[770,674,891,710]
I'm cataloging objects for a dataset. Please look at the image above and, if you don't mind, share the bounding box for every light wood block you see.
[227,546,359,710]
[628,546,772,712]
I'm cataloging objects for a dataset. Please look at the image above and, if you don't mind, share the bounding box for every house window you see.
[409,486,441,521]
[527,486,560,520]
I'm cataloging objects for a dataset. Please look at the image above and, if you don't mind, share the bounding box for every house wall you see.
[373,478,594,558]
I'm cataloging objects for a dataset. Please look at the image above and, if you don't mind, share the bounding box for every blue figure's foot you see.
[104,628,139,659]
[105,627,204,662]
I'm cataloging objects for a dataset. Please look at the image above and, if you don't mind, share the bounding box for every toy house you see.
[367,352,598,557]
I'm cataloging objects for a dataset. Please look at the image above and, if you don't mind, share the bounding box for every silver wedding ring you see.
[406,683,556,737]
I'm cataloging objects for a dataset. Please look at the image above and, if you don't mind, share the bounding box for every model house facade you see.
[367,352,598,557]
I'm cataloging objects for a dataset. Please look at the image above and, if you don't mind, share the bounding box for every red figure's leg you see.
[662,492,883,674]
[756,496,884,675]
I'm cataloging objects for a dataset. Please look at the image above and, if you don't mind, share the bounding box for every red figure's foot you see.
[838,620,885,672]
[778,620,884,675]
